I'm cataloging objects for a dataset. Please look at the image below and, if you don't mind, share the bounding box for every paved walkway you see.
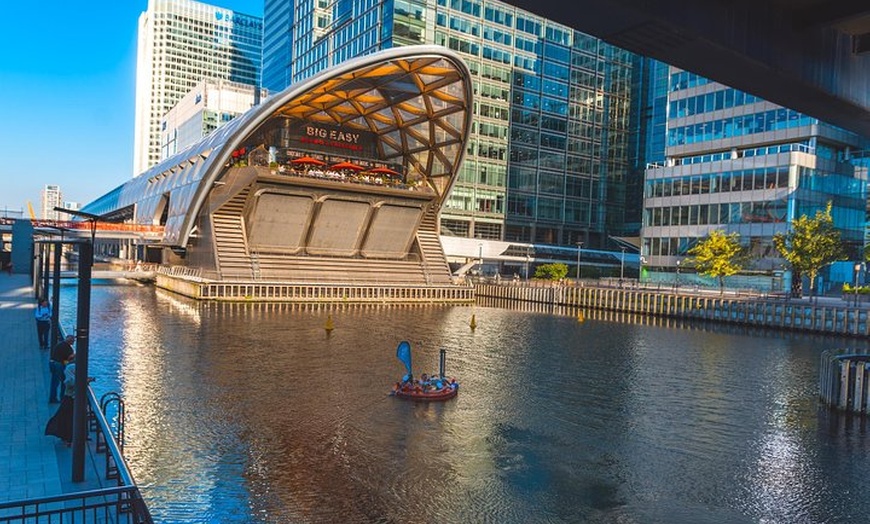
[0,273,104,504]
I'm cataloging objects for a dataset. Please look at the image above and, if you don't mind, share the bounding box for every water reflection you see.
[59,283,870,523]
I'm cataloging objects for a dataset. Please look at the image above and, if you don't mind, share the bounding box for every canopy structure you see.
[80,46,473,251]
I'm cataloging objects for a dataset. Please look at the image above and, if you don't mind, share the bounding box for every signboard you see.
[287,122,377,158]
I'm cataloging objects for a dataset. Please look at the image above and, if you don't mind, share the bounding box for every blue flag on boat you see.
[396,340,412,376]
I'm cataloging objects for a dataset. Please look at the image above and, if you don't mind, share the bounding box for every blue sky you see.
[0,0,264,215]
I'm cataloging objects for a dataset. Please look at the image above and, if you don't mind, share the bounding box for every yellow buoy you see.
[577,311,585,322]
[325,314,335,332]
[470,314,477,330]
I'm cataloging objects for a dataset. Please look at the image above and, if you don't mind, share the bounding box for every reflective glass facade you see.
[642,65,869,286]
[134,0,262,175]
[262,0,634,249]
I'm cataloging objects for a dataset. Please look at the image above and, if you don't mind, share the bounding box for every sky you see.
[0,0,264,216]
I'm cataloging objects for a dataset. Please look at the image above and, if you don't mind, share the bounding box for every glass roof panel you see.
[397,106,423,123]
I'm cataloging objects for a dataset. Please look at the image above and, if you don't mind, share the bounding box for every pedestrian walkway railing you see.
[0,386,153,524]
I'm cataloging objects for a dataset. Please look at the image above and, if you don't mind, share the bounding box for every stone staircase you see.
[212,188,253,279]
[416,208,453,284]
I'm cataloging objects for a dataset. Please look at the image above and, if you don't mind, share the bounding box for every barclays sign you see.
[215,11,262,30]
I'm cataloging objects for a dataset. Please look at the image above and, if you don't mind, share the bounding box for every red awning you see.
[330,161,365,171]
[368,166,400,176]
[291,156,326,165]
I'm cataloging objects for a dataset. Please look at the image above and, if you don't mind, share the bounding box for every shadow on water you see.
[58,284,870,523]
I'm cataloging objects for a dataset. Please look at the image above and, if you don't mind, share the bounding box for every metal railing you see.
[0,387,153,524]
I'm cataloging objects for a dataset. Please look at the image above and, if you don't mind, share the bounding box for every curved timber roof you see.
[82,45,473,248]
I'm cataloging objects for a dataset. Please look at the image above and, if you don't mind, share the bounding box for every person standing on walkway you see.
[49,335,75,403]
[34,298,52,349]
[45,353,75,446]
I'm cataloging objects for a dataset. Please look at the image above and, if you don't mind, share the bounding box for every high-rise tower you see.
[134,0,263,176]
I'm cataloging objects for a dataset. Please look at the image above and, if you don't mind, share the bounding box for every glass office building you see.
[262,0,634,250]
[642,66,869,290]
[135,0,263,176]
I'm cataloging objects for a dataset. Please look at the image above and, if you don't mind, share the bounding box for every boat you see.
[390,341,459,401]
[392,377,459,401]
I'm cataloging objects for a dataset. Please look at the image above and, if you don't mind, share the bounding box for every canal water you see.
[60,282,870,523]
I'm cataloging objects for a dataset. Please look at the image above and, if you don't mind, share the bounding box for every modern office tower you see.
[262,0,634,250]
[41,185,63,220]
[161,78,268,160]
[642,66,869,291]
[134,0,263,176]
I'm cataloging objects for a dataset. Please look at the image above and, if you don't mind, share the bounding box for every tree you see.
[773,202,847,298]
[686,230,747,293]
[534,263,569,281]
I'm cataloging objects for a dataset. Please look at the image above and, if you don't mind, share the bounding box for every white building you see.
[41,185,63,220]
[59,201,81,221]
[161,78,268,160]
[642,67,869,291]
[134,0,262,176]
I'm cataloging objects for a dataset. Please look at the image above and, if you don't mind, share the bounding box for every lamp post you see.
[478,243,483,277]
[576,242,583,285]
[854,262,863,307]
[676,259,682,289]
[619,247,626,284]
[525,253,531,281]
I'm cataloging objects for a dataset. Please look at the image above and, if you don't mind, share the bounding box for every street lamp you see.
[576,242,583,285]
[478,243,483,277]
[525,253,531,281]
[676,259,682,289]
[619,247,626,283]
[854,262,863,307]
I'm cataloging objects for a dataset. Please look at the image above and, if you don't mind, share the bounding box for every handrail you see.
[87,386,141,490]
[0,386,153,523]
[0,485,148,518]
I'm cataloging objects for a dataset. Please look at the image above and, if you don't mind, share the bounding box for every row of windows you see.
[645,200,788,228]
[667,109,815,146]
[669,89,761,118]
[509,170,597,197]
[473,121,508,139]
[669,71,710,92]
[467,60,511,83]
[436,0,481,17]
[507,194,595,224]
[444,188,505,214]
[477,82,509,101]
[477,101,508,120]
[456,160,507,186]
[668,142,812,168]
[648,237,699,257]
[645,167,789,198]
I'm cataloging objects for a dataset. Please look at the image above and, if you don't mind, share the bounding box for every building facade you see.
[40,185,63,220]
[161,78,268,160]
[262,0,635,252]
[642,66,869,291]
[134,0,263,176]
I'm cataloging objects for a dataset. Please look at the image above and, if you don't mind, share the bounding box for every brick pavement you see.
[0,273,103,504]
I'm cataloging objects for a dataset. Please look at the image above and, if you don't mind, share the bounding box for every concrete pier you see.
[820,351,870,413]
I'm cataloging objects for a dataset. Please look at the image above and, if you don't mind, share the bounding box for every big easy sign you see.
[288,123,377,157]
